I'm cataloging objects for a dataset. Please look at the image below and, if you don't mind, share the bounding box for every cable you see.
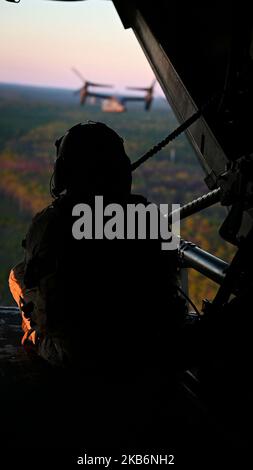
[131,90,221,172]
[167,188,221,223]
[131,108,201,171]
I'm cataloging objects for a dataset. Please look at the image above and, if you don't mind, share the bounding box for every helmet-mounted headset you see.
[51,122,130,198]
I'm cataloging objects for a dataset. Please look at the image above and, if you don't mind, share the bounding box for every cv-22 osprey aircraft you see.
[72,67,156,112]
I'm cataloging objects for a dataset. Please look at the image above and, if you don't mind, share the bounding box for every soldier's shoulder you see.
[25,200,61,243]
[31,199,62,225]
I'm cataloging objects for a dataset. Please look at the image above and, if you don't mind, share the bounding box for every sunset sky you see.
[1,0,162,95]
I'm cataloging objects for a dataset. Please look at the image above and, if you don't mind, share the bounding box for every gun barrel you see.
[179,239,229,285]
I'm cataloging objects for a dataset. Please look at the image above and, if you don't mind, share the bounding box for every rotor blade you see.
[87,81,113,88]
[71,67,86,83]
[150,79,156,89]
[126,86,149,91]
[126,79,156,92]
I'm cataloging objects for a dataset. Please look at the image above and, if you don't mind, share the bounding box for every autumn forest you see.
[0,84,235,307]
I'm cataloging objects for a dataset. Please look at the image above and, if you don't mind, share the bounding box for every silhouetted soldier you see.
[9,122,186,448]
[9,121,185,364]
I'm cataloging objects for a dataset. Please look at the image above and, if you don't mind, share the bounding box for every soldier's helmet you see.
[52,122,132,197]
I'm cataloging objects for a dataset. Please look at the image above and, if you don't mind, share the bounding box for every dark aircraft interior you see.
[114,1,253,464]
